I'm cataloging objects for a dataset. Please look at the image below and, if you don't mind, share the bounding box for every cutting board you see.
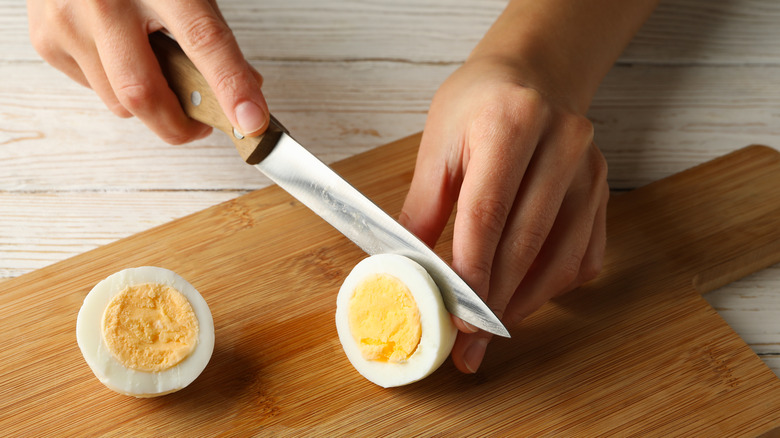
[1,134,779,436]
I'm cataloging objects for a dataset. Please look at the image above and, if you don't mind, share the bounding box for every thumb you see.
[156,2,270,137]
[399,133,462,249]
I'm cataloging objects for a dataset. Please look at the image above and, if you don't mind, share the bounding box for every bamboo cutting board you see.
[1,134,779,436]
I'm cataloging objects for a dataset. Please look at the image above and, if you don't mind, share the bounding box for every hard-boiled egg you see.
[335,254,457,387]
[76,266,214,397]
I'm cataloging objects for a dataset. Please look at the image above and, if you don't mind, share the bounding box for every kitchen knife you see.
[149,32,510,338]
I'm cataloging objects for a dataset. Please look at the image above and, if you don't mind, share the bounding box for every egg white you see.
[76,266,214,397]
[335,254,457,388]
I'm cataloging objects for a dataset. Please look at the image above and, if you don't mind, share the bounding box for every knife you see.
[149,32,510,338]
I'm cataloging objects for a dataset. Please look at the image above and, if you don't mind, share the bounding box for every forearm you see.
[469,0,659,113]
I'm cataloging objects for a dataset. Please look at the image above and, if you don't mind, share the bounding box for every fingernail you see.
[464,338,489,374]
[235,100,267,136]
[462,320,480,333]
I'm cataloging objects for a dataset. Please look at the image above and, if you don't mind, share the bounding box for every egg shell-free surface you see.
[336,254,457,388]
[76,266,215,397]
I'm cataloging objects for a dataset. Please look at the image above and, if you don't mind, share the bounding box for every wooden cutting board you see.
[1,134,779,436]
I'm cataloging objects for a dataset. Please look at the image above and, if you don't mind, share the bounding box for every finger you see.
[503,145,607,325]
[401,127,481,335]
[72,44,133,118]
[582,180,609,282]
[484,116,594,324]
[27,1,131,118]
[37,29,131,117]
[28,27,89,88]
[399,130,462,248]
[450,315,480,334]
[89,8,211,143]
[451,330,494,374]
[43,49,92,90]
[27,1,82,88]
[451,104,543,303]
[557,170,609,297]
[155,1,269,136]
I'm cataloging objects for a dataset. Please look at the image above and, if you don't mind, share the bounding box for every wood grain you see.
[5,62,780,191]
[8,0,780,64]
[1,135,778,436]
[2,0,780,380]
[622,0,780,64]
[0,192,244,278]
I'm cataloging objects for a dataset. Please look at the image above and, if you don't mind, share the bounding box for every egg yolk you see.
[102,283,199,372]
[348,273,421,363]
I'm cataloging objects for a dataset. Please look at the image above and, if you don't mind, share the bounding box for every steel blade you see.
[255,133,510,338]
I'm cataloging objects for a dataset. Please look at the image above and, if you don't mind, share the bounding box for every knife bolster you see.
[238,116,286,165]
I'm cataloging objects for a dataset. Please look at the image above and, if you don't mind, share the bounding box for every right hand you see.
[27,0,269,144]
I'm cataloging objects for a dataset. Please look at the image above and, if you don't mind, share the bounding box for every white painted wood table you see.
[1,0,778,376]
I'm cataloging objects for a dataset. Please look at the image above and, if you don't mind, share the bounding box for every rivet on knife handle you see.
[149,31,283,165]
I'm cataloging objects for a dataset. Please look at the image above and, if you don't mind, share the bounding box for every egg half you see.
[76,266,214,397]
[335,254,457,387]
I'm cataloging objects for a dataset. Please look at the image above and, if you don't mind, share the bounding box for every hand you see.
[27,0,269,143]
[399,56,609,373]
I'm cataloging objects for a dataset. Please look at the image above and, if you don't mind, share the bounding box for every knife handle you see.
[149,31,284,164]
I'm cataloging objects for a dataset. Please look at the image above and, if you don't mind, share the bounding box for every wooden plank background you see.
[1,0,779,376]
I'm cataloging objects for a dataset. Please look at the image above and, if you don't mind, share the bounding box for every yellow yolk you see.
[102,283,199,372]
[348,273,421,363]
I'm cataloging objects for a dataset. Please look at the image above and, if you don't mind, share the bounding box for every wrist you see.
[466,0,658,114]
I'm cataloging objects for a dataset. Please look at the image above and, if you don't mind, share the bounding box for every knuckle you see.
[180,14,232,53]
[113,82,156,114]
[470,86,546,144]
[559,115,595,163]
[469,103,510,145]
[29,30,56,61]
[567,114,595,144]
[113,81,201,145]
[468,196,512,237]
[516,87,546,118]
[211,68,246,101]
[510,87,547,132]
[465,258,493,293]
[509,222,548,263]
[30,4,70,61]
[559,252,584,285]
[454,254,492,302]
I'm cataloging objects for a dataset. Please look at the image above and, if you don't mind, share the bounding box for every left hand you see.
[399,55,609,374]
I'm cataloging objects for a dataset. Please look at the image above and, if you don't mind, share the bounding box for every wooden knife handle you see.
[149,31,284,165]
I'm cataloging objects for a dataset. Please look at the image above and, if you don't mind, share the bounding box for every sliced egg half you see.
[76,266,214,397]
[335,254,457,388]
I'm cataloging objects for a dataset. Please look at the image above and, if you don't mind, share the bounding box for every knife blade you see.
[150,32,510,338]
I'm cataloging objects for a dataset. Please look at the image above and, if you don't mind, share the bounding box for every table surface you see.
[1,0,778,377]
